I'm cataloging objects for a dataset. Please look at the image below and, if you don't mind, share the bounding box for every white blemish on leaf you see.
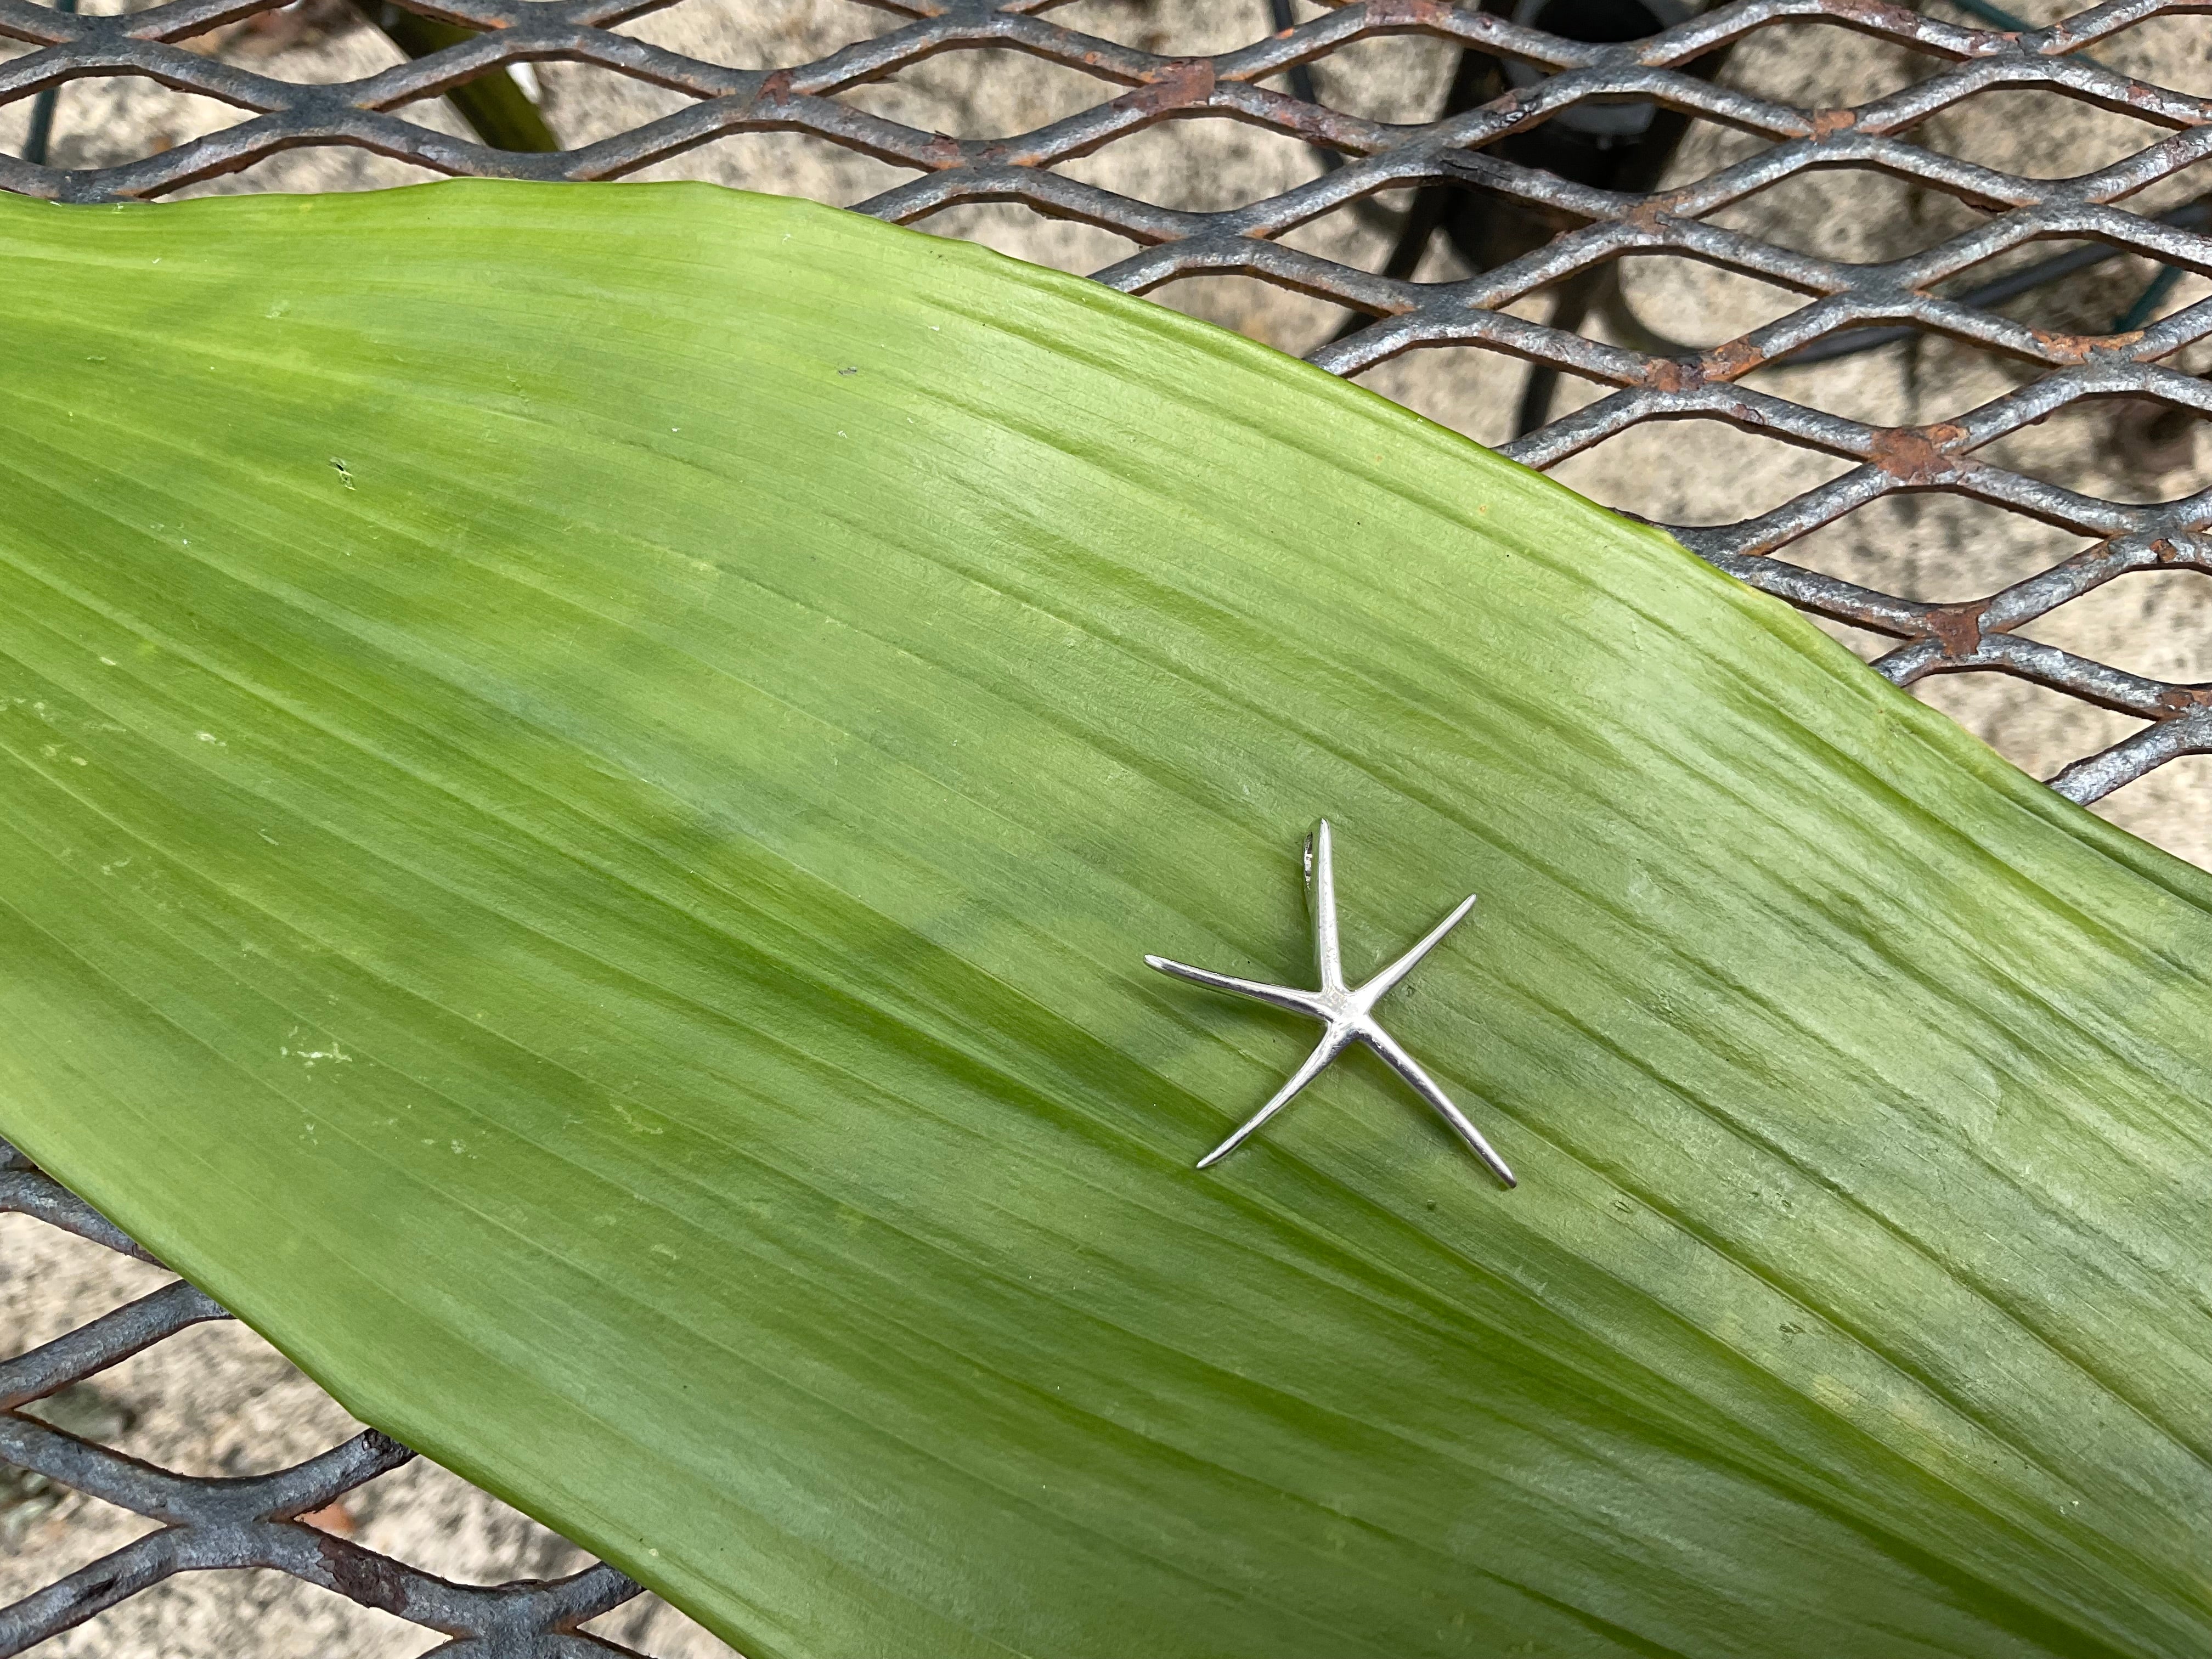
[195,731,224,746]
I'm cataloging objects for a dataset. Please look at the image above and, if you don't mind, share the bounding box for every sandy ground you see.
[2,2,2208,1654]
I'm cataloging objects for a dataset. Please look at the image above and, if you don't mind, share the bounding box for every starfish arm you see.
[1357,893,1477,1009]
[1196,1026,1353,1169]
[1358,1022,1516,1188]
[1306,820,1344,992]
[1144,955,1325,1019]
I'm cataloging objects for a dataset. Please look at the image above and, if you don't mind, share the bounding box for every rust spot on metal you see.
[1124,59,1216,115]
[1644,358,1705,392]
[1366,0,1454,22]
[2155,685,2212,713]
[1868,421,1967,484]
[1701,339,1762,381]
[1807,108,1857,140]
[1822,0,1927,34]
[1923,603,1987,657]
[2028,328,2092,364]
[2029,324,2145,363]
[315,1533,408,1615]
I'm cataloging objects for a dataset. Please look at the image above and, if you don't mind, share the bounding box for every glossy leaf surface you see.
[2,182,2209,1658]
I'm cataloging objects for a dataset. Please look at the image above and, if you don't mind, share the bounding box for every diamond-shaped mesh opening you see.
[1974,394,2212,506]
[532,58,692,142]
[1056,0,1256,54]
[1259,31,1460,122]
[617,124,908,201]
[1917,86,2188,179]
[173,143,451,197]
[1609,252,1814,350]
[1928,238,2197,337]
[78,1316,358,1479]
[6,1,2212,1651]
[2,1486,163,1606]
[607,0,895,69]
[1352,342,1559,449]
[1691,15,1938,106]
[1548,412,1861,526]
[1699,167,1975,265]
[2018,566,2212,681]
[22,78,261,171]
[836,46,1132,139]
[1053,117,1330,215]
[915,198,1142,276]
[1155,271,1356,356]
[1274,195,1463,290]
[1912,666,2148,779]
[1779,490,2098,606]
[2100,16,2212,94]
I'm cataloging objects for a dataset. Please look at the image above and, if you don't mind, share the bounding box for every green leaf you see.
[2,180,2209,1659]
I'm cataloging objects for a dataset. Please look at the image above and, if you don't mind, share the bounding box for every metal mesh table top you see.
[3,0,2209,1652]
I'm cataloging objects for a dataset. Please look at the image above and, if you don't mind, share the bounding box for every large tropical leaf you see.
[2,180,2209,1659]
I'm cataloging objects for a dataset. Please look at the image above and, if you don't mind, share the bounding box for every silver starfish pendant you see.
[1147,821,1515,1186]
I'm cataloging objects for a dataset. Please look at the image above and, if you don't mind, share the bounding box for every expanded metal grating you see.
[1,1137,652,1656]
[3,0,2210,1651]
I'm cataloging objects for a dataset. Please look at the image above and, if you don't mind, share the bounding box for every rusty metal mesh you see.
[1,1137,651,1656]
[4,0,2211,1651]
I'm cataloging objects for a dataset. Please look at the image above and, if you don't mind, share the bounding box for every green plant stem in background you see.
[354,0,556,154]
[1,181,2209,1659]
[2115,262,2187,332]
[18,0,80,167]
